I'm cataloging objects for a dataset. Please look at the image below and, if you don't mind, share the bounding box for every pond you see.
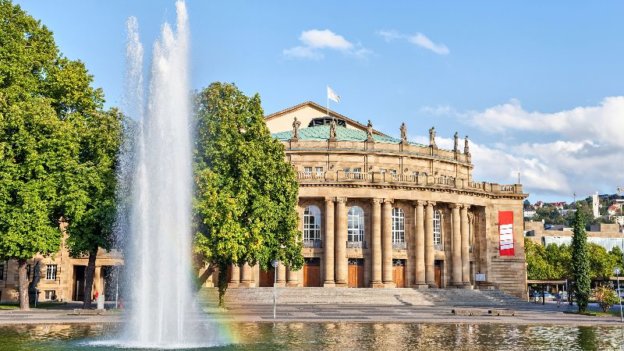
[0,322,622,350]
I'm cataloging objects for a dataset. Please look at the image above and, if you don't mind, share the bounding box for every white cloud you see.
[377,30,450,55]
[461,97,624,199]
[408,33,450,55]
[283,29,370,60]
[470,96,624,148]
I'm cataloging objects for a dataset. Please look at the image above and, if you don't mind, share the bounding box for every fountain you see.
[113,1,225,348]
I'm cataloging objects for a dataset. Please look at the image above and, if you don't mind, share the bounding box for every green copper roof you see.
[273,125,425,145]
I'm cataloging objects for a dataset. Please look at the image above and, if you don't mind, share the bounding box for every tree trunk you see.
[17,259,29,311]
[82,247,98,309]
[218,263,228,308]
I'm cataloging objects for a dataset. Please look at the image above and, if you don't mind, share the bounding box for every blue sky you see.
[13,0,624,202]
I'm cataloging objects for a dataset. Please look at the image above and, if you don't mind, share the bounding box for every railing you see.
[296,171,523,195]
[302,239,323,248]
[346,240,367,249]
[392,242,407,250]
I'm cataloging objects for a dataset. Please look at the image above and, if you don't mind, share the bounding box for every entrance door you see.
[73,266,85,301]
[348,259,365,288]
[434,260,443,288]
[259,268,275,287]
[303,258,321,287]
[392,259,406,288]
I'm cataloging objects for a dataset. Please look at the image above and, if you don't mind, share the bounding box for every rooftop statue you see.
[292,117,301,140]
[454,132,459,152]
[400,122,407,143]
[367,120,374,142]
[329,118,337,140]
[429,126,437,148]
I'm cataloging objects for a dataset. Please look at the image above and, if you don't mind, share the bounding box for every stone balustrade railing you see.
[296,171,523,195]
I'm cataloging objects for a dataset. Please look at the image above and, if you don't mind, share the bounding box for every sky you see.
[12,0,624,203]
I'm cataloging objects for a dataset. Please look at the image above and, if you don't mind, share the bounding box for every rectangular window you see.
[304,167,312,176]
[390,169,397,177]
[343,167,350,174]
[315,167,323,176]
[352,167,362,179]
[45,290,56,300]
[433,211,442,246]
[46,264,57,280]
[0,263,4,281]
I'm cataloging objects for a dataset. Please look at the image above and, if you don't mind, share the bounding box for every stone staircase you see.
[198,287,529,307]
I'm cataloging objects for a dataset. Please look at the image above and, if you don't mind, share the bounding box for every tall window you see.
[0,263,4,281]
[46,264,57,281]
[433,210,442,246]
[392,208,405,243]
[315,167,323,176]
[303,206,322,241]
[304,167,312,176]
[347,206,365,242]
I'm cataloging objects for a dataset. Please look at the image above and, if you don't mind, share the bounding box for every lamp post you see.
[271,259,279,320]
[616,268,623,323]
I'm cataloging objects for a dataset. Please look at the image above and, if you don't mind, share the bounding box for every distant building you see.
[525,221,624,251]
[592,193,600,218]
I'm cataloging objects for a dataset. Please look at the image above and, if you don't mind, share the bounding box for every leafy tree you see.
[65,108,124,309]
[587,243,616,281]
[0,1,115,310]
[571,206,591,313]
[193,82,303,306]
[610,246,624,273]
[525,239,552,280]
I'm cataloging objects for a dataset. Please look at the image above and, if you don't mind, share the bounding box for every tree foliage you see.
[0,0,117,309]
[193,82,303,306]
[571,207,591,313]
[594,286,619,313]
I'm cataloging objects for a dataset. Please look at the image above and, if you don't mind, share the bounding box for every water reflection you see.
[0,323,623,350]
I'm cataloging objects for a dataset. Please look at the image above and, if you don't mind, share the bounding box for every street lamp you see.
[271,259,279,320]
[616,268,623,323]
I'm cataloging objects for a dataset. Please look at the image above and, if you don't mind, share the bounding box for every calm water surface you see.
[0,323,622,350]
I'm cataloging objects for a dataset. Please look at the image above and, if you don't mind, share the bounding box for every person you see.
[555,292,561,307]
[93,290,99,303]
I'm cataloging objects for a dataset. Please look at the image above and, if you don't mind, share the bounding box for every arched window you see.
[347,206,365,242]
[392,208,405,243]
[303,206,321,242]
[433,210,442,247]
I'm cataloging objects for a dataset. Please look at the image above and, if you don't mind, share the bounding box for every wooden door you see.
[259,269,275,287]
[348,259,365,288]
[303,258,321,287]
[434,260,442,288]
[393,260,406,288]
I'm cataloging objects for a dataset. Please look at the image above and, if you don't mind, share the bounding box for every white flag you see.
[327,86,340,103]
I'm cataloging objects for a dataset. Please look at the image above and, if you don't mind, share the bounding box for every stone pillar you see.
[240,262,255,287]
[94,266,102,295]
[425,201,436,287]
[451,204,462,286]
[229,264,240,287]
[276,262,286,287]
[414,201,427,287]
[287,266,299,287]
[382,199,395,287]
[371,198,383,287]
[461,205,471,286]
[323,198,335,287]
[335,197,348,286]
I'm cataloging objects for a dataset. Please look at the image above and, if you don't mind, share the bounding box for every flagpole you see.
[326,86,330,118]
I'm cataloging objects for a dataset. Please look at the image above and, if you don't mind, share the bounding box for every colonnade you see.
[228,197,473,288]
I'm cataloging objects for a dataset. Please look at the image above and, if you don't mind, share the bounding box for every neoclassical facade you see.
[222,101,528,298]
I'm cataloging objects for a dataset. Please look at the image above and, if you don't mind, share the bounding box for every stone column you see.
[240,262,254,287]
[451,204,462,286]
[323,197,335,287]
[461,205,471,286]
[335,197,348,286]
[94,266,102,295]
[382,199,394,287]
[414,201,427,287]
[276,262,286,287]
[425,201,436,287]
[287,266,299,287]
[371,198,383,287]
[229,264,240,287]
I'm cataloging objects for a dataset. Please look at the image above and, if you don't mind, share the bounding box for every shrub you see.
[594,286,619,312]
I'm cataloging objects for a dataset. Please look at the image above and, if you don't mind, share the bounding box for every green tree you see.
[571,206,591,313]
[594,286,619,313]
[193,82,303,307]
[525,238,552,280]
[65,108,124,309]
[587,243,616,281]
[0,1,113,310]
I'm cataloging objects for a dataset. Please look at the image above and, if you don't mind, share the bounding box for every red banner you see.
[498,211,515,256]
